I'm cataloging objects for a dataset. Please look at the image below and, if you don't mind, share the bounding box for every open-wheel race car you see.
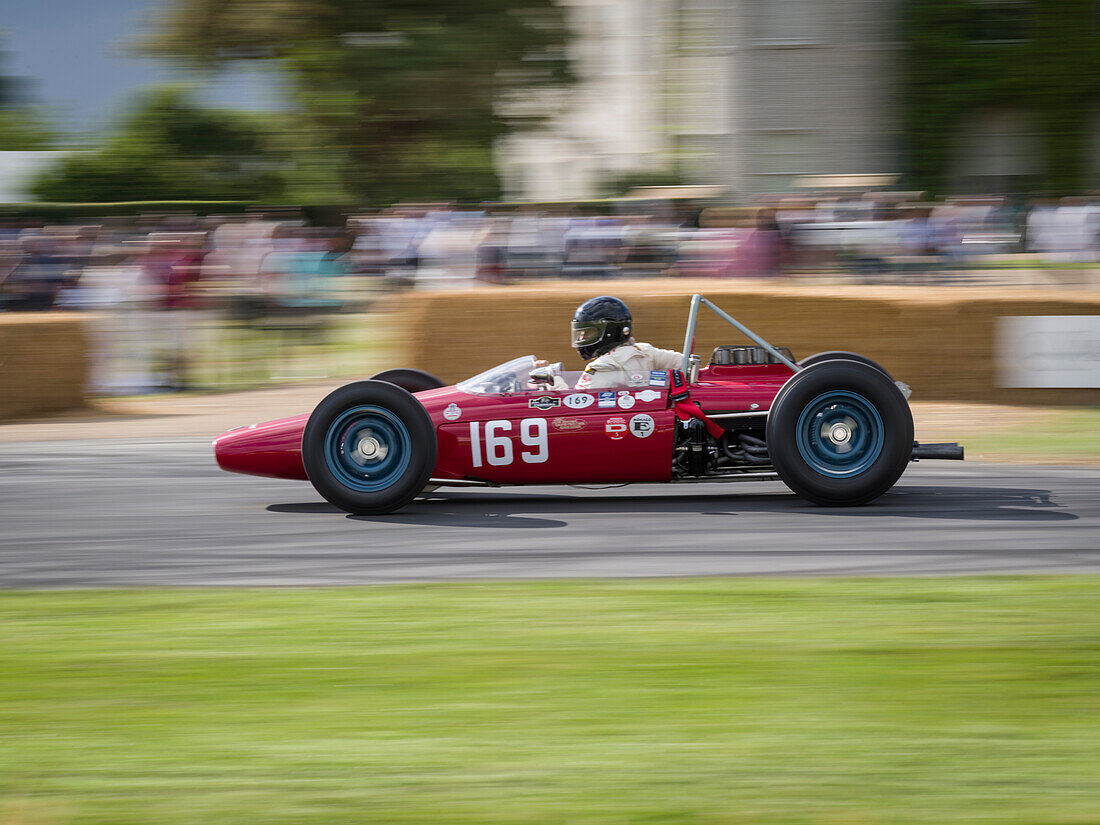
[214,294,964,514]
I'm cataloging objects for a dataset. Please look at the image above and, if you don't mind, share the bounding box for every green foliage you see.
[138,0,571,204]
[0,39,58,149]
[902,0,1100,195]
[0,109,56,150]
[30,86,285,202]
[0,201,252,221]
[599,169,687,197]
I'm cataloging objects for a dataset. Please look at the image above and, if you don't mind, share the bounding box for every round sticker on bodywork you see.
[564,393,594,409]
[629,413,655,438]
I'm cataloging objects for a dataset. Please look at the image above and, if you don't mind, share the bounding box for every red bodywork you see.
[213,364,792,485]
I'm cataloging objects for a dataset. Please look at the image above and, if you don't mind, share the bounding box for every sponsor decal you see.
[629,413,655,439]
[563,392,594,410]
[528,395,561,411]
[605,416,627,440]
[442,402,462,421]
[617,393,636,410]
[629,372,646,386]
[552,417,586,431]
[649,370,669,387]
[598,391,617,408]
[634,389,662,403]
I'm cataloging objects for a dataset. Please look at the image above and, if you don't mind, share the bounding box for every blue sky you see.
[3,0,283,133]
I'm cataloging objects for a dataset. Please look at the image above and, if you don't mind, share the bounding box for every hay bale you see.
[0,313,90,420]
[377,281,1100,405]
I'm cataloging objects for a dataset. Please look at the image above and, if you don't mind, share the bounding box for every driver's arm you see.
[576,362,623,389]
[643,345,684,371]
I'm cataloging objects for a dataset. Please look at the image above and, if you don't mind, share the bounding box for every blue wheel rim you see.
[324,405,412,492]
[794,391,884,478]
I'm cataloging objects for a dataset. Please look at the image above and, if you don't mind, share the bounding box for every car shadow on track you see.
[267,500,566,528]
[268,483,1077,527]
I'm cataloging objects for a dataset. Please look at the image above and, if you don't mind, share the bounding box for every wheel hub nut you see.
[356,435,386,461]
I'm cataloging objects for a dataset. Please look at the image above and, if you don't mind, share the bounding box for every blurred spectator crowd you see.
[2,196,1098,393]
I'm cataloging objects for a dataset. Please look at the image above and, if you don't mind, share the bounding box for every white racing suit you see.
[576,342,683,389]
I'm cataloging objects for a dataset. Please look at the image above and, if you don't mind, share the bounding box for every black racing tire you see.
[767,360,913,506]
[368,368,445,394]
[302,380,438,515]
[798,351,893,381]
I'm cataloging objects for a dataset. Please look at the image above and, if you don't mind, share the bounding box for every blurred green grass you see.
[185,311,399,390]
[962,408,1100,464]
[2,578,1098,824]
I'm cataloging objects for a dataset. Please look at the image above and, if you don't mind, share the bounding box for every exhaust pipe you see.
[911,442,964,461]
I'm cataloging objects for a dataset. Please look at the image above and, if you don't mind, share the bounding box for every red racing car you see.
[214,294,963,514]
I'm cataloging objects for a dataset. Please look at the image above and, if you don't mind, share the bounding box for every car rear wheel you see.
[369,368,445,394]
[798,350,893,380]
[767,360,912,506]
[303,380,437,514]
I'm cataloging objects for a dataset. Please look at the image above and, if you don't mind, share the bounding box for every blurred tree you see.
[0,111,56,150]
[902,0,1100,196]
[0,39,56,150]
[137,0,571,204]
[31,86,284,202]
[600,170,687,198]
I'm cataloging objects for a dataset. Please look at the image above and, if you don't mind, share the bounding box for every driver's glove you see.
[528,366,557,386]
[528,361,564,388]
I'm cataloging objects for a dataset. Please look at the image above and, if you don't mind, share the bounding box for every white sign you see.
[997,316,1100,388]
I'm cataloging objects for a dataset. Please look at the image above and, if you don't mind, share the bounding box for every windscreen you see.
[456,355,537,395]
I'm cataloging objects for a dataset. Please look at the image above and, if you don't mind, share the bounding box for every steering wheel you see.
[486,374,521,394]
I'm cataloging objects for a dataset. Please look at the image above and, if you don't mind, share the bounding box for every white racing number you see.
[470,418,549,468]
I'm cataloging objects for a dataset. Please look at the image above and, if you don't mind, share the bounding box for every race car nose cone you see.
[213,414,310,480]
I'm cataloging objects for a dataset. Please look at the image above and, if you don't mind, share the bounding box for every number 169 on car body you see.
[469,418,548,467]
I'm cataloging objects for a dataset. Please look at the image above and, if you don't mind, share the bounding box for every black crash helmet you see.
[571,296,632,360]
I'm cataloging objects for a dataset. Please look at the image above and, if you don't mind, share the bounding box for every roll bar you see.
[680,294,802,374]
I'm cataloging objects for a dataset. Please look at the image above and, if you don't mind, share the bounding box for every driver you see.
[531,296,683,390]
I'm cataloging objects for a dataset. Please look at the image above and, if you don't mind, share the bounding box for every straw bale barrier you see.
[378,280,1100,405]
[0,313,90,420]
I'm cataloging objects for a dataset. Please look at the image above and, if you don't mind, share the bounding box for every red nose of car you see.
[213,414,310,480]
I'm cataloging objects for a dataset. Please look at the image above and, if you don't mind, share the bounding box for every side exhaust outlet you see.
[911,442,965,461]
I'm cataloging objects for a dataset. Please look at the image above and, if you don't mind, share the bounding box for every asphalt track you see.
[1,438,1098,587]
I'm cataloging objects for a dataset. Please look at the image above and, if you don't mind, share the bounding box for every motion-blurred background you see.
[3,7,1100,825]
[1,0,1098,404]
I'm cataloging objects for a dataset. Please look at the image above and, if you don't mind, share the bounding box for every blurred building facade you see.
[496,0,677,201]
[498,0,903,200]
[726,0,901,193]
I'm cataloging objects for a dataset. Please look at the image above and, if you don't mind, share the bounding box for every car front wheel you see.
[302,380,437,515]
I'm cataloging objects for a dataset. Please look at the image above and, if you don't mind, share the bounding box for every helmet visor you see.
[571,320,604,348]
